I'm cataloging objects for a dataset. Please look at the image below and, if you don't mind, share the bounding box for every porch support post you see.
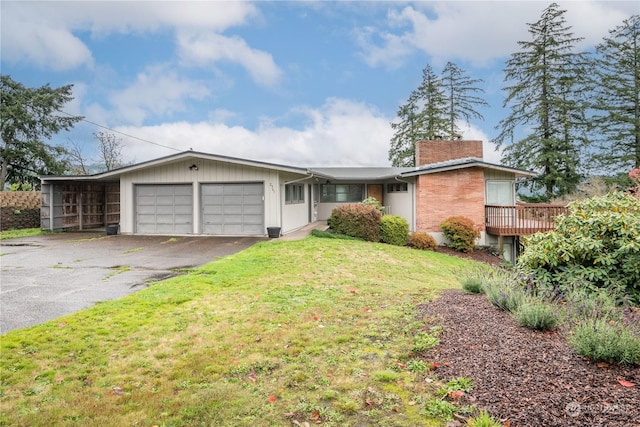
[78,184,83,230]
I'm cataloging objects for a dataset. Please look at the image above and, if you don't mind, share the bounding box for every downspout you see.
[395,175,414,232]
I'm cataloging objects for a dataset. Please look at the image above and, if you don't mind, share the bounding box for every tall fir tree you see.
[592,15,640,171]
[441,62,488,139]
[389,65,448,166]
[388,91,422,167]
[494,3,590,200]
[389,63,486,166]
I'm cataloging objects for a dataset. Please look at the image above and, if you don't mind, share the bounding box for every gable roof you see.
[40,151,310,181]
[309,167,413,181]
[400,157,537,178]
[41,151,537,183]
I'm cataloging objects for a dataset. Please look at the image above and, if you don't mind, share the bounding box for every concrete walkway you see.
[278,221,329,240]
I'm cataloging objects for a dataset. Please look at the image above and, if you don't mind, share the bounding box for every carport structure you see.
[41,181,120,231]
[40,151,311,236]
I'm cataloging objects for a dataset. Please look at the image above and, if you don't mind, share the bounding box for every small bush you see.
[328,204,382,242]
[569,319,640,365]
[440,216,480,253]
[380,215,409,246]
[407,232,437,251]
[516,299,559,331]
[461,277,484,294]
[361,196,385,213]
[482,269,527,313]
[563,287,623,323]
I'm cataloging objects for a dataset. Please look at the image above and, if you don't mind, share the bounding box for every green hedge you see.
[380,215,409,246]
[440,216,480,253]
[328,204,382,242]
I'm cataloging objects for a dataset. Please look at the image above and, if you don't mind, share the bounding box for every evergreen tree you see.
[414,65,449,143]
[592,15,640,171]
[0,75,83,190]
[441,61,488,139]
[389,63,486,166]
[494,3,590,200]
[388,91,422,167]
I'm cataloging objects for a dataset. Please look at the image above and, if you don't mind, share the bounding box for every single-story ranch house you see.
[40,139,565,262]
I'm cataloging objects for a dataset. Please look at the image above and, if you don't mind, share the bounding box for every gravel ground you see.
[418,290,639,426]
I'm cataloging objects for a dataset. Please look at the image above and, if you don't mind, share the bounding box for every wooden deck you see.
[485,204,569,236]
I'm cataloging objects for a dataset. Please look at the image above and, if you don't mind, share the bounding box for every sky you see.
[1,1,638,169]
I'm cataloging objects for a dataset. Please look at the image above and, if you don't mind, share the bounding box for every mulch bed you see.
[418,290,640,426]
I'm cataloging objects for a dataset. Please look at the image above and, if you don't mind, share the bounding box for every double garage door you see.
[135,183,264,235]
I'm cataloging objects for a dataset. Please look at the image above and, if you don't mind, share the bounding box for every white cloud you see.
[177,32,282,87]
[0,1,262,72]
[0,2,93,70]
[107,65,210,126]
[114,98,394,166]
[356,1,639,68]
[457,122,502,164]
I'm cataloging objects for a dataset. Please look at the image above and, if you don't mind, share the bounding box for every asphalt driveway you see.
[0,232,264,333]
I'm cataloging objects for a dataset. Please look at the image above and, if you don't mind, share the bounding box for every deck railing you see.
[485,203,569,236]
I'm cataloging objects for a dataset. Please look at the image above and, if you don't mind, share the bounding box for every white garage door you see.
[136,185,193,234]
[202,183,264,235]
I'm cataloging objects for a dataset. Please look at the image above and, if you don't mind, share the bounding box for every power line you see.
[60,111,182,152]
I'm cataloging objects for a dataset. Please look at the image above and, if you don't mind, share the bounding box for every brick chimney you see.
[415,139,483,166]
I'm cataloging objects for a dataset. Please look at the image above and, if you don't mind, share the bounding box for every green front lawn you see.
[0,237,475,426]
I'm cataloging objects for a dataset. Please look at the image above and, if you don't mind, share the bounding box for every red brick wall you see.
[415,168,485,233]
[416,140,483,166]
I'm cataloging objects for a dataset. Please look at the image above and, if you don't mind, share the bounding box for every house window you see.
[387,183,408,193]
[486,181,514,206]
[285,183,304,204]
[320,184,364,203]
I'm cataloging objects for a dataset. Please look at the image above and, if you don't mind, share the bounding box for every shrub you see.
[515,299,559,331]
[361,197,385,213]
[327,204,382,242]
[380,215,409,246]
[461,277,484,294]
[482,268,527,313]
[440,216,480,253]
[569,319,640,365]
[407,232,437,251]
[563,287,623,323]
[517,192,640,304]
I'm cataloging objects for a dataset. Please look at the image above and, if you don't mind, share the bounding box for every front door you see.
[367,184,383,204]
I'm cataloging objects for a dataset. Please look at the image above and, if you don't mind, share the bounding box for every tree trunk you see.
[0,157,8,191]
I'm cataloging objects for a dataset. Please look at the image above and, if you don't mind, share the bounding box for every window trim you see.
[485,180,514,206]
[386,183,408,193]
[320,184,364,203]
[285,183,305,205]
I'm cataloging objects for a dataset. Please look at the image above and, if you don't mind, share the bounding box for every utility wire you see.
[60,110,182,152]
